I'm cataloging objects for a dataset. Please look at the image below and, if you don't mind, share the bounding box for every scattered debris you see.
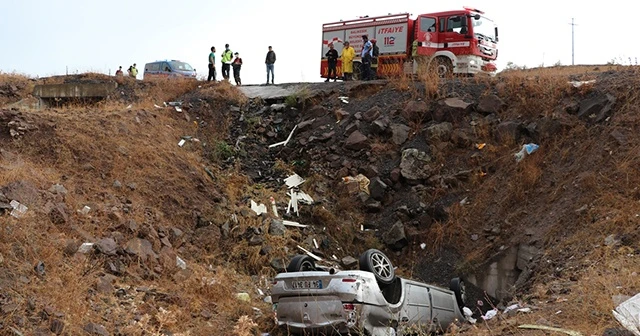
[126,104,132,110]
[178,139,186,147]
[282,220,308,228]
[613,292,640,336]
[77,243,95,254]
[167,101,182,107]
[268,125,298,148]
[236,292,251,302]
[342,174,370,194]
[481,309,497,320]
[284,174,305,188]
[475,143,486,150]
[9,200,28,218]
[569,79,596,88]
[250,200,267,216]
[518,324,583,336]
[463,307,476,324]
[175,106,182,112]
[338,96,349,104]
[270,197,279,217]
[420,243,426,250]
[297,245,323,261]
[514,143,540,162]
[77,205,91,215]
[176,256,187,270]
[154,104,163,109]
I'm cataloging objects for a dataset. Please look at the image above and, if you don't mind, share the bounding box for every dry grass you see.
[0,72,35,106]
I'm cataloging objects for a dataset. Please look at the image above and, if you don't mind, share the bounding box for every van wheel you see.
[286,255,316,272]
[450,277,466,308]
[359,249,395,285]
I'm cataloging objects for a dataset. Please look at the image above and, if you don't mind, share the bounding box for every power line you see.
[569,18,577,65]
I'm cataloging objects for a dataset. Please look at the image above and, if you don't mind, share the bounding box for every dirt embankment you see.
[0,67,639,335]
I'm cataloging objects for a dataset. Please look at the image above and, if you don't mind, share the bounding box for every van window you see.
[169,61,194,71]
[146,63,160,71]
[161,62,171,72]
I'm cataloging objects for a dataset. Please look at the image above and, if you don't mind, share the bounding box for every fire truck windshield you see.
[471,16,496,42]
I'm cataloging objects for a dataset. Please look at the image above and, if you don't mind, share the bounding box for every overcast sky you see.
[1,1,639,85]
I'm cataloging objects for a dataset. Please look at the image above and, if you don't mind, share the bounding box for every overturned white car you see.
[271,249,467,335]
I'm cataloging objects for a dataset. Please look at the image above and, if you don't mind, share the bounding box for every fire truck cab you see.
[320,7,498,79]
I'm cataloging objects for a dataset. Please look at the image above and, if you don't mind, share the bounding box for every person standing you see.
[208,46,217,82]
[221,44,233,80]
[265,46,276,85]
[232,52,243,86]
[127,64,138,78]
[360,35,372,80]
[370,39,380,79]
[115,66,123,77]
[325,43,339,82]
[340,41,355,81]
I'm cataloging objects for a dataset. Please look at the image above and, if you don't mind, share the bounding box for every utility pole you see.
[569,18,577,65]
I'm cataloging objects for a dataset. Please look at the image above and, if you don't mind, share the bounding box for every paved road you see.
[238,80,388,100]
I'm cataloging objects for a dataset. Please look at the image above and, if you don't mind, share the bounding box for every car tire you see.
[286,255,316,272]
[359,249,395,285]
[450,277,466,308]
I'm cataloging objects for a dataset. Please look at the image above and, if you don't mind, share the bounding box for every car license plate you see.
[291,280,322,289]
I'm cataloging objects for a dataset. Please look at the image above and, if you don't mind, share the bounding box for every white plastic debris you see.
[463,307,477,324]
[77,242,95,253]
[154,104,163,109]
[176,256,187,270]
[126,104,132,110]
[338,96,349,104]
[175,106,182,112]
[313,239,319,249]
[514,143,540,162]
[77,205,91,215]
[284,174,305,188]
[282,220,308,228]
[569,79,596,88]
[9,200,28,218]
[250,200,267,216]
[613,292,640,336]
[270,197,279,218]
[481,309,498,320]
[297,245,323,261]
[268,125,298,148]
[420,243,427,250]
[178,139,186,147]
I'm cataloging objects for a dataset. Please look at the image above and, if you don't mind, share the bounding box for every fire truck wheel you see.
[430,57,453,78]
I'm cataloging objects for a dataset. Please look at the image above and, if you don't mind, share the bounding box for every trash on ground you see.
[504,303,532,314]
[313,239,319,249]
[341,174,370,194]
[612,292,640,336]
[236,292,251,302]
[270,197,279,218]
[268,125,298,148]
[77,205,91,215]
[475,143,486,150]
[518,324,583,336]
[154,104,163,109]
[77,243,95,254]
[126,104,132,110]
[282,220,308,228]
[284,174,305,188]
[250,200,267,216]
[569,79,596,88]
[176,256,187,270]
[178,139,186,147]
[167,101,182,107]
[481,309,497,320]
[338,96,349,104]
[297,245,323,261]
[463,307,476,324]
[175,106,182,112]
[420,243,426,250]
[9,200,28,218]
[514,143,540,162]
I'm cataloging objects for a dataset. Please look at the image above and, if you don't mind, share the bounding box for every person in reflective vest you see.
[221,44,233,80]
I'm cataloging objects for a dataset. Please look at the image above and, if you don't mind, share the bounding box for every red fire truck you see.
[321,7,498,79]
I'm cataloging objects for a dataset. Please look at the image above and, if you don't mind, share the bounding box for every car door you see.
[415,15,439,57]
[441,14,471,50]
[428,285,458,329]
[400,283,432,333]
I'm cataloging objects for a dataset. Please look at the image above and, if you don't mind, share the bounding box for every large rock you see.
[344,130,370,150]
[49,203,69,224]
[383,221,408,251]
[372,116,390,134]
[576,93,616,123]
[362,106,381,122]
[96,238,118,256]
[308,105,329,117]
[369,177,388,201]
[192,225,222,252]
[425,122,453,141]
[391,124,410,145]
[477,94,506,114]
[399,149,434,182]
[494,121,523,142]
[402,100,429,122]
[269,219,286,236]
[125,238,157,261]
[451,129,473,148]
[436,97,472,121]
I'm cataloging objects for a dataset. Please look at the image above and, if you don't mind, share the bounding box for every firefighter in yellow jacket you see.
[340,41,356,81]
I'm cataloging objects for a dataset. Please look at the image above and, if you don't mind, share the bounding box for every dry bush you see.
[0,72,35,106]
[136,77,201,107]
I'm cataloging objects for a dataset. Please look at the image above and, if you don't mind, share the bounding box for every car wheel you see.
[286,255,316,272]
[450,277,466,308]
[359,249,395,285]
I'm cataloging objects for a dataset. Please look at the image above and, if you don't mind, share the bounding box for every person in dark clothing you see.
[232,52,243,86]
[325,43,339,82]
[265,46,276,84]
[208,46,217,82]
[370,39,380,79]
[360,35,373,80]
